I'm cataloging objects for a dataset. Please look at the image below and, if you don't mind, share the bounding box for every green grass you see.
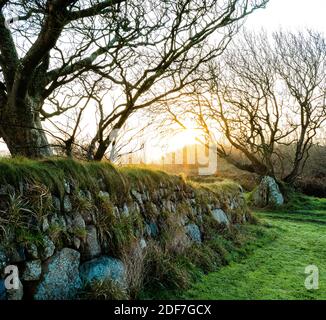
[282,192,326,212]
[179,210,326,300]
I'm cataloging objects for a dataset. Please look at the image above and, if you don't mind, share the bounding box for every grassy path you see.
[182,212,326,300]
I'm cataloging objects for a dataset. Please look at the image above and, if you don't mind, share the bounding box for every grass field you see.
[181,209,326,300]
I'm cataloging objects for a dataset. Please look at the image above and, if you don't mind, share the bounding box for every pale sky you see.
[246,0,326,32]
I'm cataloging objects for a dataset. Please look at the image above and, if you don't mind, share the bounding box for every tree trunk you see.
[93,141,108,161]
[0,108,52,158]
[283,165,301,185]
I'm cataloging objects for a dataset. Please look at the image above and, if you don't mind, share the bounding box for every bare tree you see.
[274,30,326,183]
[161,30,326,183]
[0,0,268,158]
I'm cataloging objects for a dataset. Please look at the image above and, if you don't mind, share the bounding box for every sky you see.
[245,0,326,32]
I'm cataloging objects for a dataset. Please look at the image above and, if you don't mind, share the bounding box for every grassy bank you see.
[144,191,326,300]
[182,215,326,300]
[139,222,273,299]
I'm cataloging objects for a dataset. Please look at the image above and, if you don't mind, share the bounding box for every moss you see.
[120,166,180,189]
[0,157,125,200]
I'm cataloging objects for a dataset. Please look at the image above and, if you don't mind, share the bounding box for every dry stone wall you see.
[0,165,250,300]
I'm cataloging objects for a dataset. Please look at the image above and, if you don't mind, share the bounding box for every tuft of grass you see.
[79,280,129,300]
[141,244,196,294]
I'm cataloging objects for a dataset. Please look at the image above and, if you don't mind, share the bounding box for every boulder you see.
[211,209,229,225]
[139,238,147,250]
[64,179,71,194]
[63,196,72,212]
[34,248,82,300]
[81,225,101,260]
[72,213,86,230]
[80,256,126,286]
[185,224,201,243]
[122,203,129,217]
[145,222,159,238]
[22,260,42,281]
[41,217,50,232]
[39,236,55,261]
[253,176,284,207]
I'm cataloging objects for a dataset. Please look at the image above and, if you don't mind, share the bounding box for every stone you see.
[7,279,24,301]
[211,209,229,225]
[50,213,59,227]
[73,237,81,250]
[163,200,173,212]
[252,176,284,207]
[147,202,159,216]
[58,215,67,231]
[139,238,147,250]
[80,256,126,286]
[131,189,143,204]
[64,179,71,194]
[65,215,73,231]
[180,216,188,226]
[131,202,140,215]
[50,214,67,232]
[39,236,55,261]
[63,196,72,212]
[81,225,101,260]
[72,213,86,230]
[145,222,159,238]
[185,224,201,243]
[41,217,50,232]
[98,191,110,200]
[113,206,120,217]
[25,243,39,260]
[97,178,106,191]
[34,248,82,300]
[122,203,129,217]
[52,196,61,211]
[22,260,42,281]
[84,190,92,201]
